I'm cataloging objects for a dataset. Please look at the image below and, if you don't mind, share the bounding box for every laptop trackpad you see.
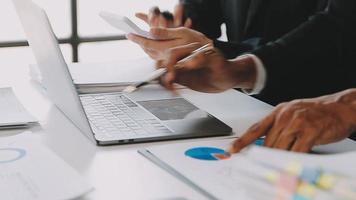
[137,98,209,121]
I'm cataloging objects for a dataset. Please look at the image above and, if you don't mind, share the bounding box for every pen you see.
[123,43,213,93]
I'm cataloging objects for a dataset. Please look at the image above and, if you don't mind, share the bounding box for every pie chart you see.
[185,139,264,161]
[185,147,230,161]
[0,148,26,164]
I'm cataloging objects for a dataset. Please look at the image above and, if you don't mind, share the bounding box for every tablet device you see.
[99,11,153,39]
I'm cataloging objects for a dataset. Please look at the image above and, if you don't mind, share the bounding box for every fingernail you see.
[153,7,160,15]
[171,87,179,96]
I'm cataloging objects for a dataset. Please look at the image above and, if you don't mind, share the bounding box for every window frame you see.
[0,0,126,62]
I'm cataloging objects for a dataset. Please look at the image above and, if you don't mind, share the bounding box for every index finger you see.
[135,13,149,24]
[160,43,202,89]
[228,113,275,153]
[148,6,161,27]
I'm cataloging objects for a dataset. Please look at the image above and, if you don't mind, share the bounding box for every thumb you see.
[184,18,193,28]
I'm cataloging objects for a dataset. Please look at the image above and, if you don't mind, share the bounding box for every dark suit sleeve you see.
[251,0,356,105]
[351,132,356,141]
[180,0,223,39]
[213,40,254,59]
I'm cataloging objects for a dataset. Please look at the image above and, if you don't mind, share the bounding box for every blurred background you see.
[0,0,176,62]
[0,0,175,85]
[0,0,227,86]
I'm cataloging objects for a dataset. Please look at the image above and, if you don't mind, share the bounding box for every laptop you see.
[13,0,232,145]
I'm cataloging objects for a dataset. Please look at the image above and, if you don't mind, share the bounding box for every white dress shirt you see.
[239,54,267,95]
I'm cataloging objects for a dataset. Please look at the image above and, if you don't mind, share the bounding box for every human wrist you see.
[227,55,257,90]
[334,88,356,104]
[334,89,356,129]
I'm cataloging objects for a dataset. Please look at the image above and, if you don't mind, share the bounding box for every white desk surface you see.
[1,47,354,200]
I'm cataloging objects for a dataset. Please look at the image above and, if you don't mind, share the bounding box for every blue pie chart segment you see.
[255,138,264,146]
[0,148,26,164]
[185,147,228,161]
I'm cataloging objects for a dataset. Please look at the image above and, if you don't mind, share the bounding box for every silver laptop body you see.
[14,0,232,145]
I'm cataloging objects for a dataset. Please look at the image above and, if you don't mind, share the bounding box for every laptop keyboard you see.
[80,94,172,140]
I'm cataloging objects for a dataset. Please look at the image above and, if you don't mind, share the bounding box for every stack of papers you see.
[0,132,93,200]
[140,138,356,200]
[0,88,37,129]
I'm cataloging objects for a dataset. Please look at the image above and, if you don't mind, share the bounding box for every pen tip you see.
[123,86,137,93]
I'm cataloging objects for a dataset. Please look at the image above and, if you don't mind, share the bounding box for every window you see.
[0,0,176,63]
[0,45,72,85]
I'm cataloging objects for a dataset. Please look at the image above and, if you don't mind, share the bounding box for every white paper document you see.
[30,57,157,93]
[139,139,356,200]
[0,88,37,127]
[0,133,93,200]
[69,57,156,86]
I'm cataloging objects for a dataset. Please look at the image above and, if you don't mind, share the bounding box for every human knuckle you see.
[169,47,180,55]
[248,123,261,132]
[295,108,309,118]
[276,102,288,110]
[177,27,187,33]
[148,53,157,60]
[140,39,149,47]
[153,28,162,36]
[188,56,201,67]
[280,131,292,138]
[292,116,305,127]
[291,99,303,104]
[166,50,178,62]
[234,138,247,147]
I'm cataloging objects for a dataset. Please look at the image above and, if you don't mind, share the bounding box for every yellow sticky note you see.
[266,171,279,183]
[317,174,337,190]
[297,182,316,198]
[286,162,302,175]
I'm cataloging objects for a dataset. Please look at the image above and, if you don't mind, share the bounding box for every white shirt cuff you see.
[240,54,267,95]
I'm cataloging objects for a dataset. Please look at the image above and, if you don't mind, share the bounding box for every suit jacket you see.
[252,0,356,105]
[181,0,356,106]
[181,0,328,59]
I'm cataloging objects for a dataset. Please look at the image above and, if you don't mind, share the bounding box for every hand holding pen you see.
[124,43,214,93]
[125,42,257,94]
[154,42,257,94]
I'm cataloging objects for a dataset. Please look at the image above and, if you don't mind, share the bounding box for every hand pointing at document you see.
[229,89,356,153]
[156,43,356,154]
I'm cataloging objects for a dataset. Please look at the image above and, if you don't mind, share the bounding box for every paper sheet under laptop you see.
[0,88,37,128]
[139,139,356,200]
[30,57,157,93]
[0,132,93,200]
